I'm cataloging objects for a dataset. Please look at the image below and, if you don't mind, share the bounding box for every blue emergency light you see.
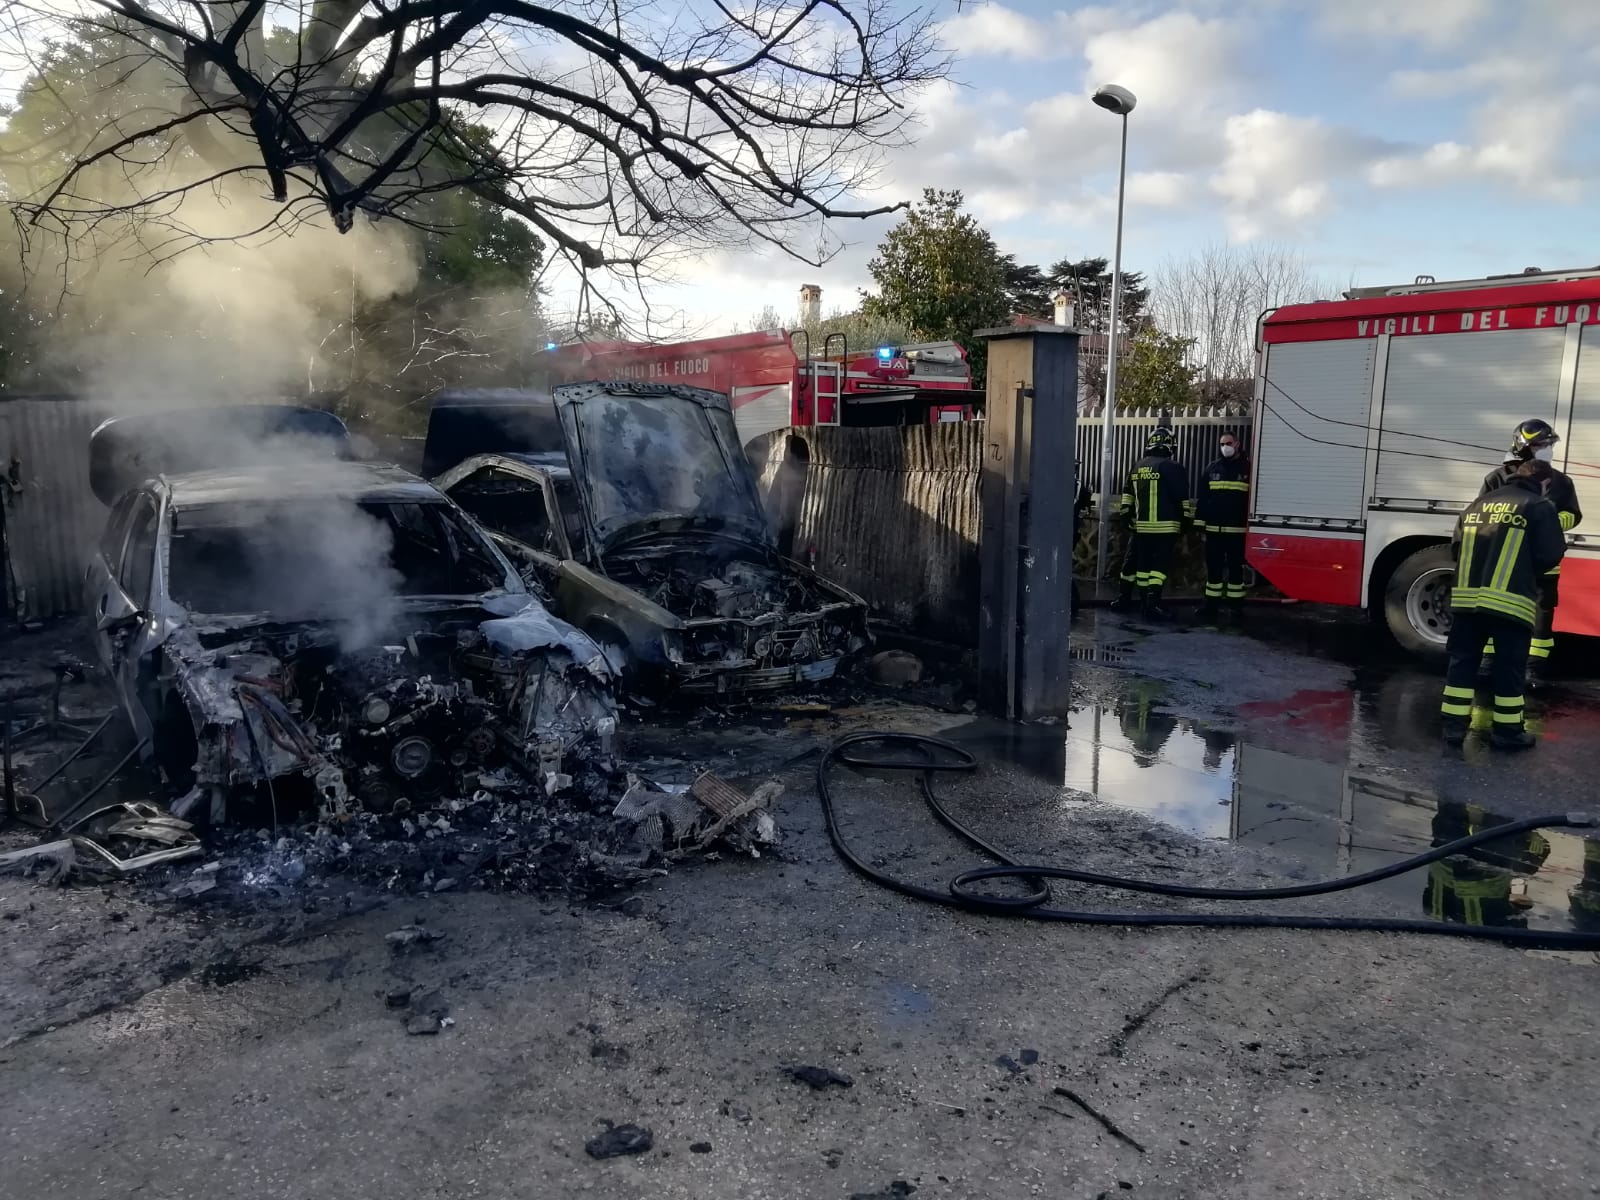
[876,346,894,360]
[544,342,559,350]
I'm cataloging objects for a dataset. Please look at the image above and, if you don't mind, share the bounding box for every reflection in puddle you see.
[949,687,1600,939]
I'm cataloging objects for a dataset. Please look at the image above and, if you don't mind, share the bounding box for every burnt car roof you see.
[441,451,573,481]
[162,461,449,508]
[89,404,356,506]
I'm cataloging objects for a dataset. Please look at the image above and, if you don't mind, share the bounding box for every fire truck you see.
[1247,266,1600,657]
[537,329,980,448]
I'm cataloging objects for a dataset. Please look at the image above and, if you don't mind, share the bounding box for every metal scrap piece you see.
[0,840,76,883]
[62,802,205,875]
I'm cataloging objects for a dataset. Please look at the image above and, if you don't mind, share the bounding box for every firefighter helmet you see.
[1145,426,1176,455]
[1509,417,1559,459]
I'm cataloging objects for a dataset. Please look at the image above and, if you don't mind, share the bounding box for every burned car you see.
[83,406,616,824]
[430,382,870,694]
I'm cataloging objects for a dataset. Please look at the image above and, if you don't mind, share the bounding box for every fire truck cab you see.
[537,330,981,451]
[1248,266,1600,658]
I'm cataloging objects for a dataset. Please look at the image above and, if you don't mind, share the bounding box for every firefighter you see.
[1421,801,1550,929]
[1440,457,1566,749]
[1196,431,1250,625]
[1114,427,1193,620]
[1476,418,1581,684]
[1118,680,1178,767]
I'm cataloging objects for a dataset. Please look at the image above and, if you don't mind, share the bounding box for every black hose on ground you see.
[819,731,1600,949]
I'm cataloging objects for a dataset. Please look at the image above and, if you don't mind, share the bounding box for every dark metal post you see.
[976,327,1081,720]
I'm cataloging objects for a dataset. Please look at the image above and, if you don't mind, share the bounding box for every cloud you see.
[1210,110,1387,240]
[1368,91,1591,201]
[1082,11,1248,115]
[1387,57,1538,99]
[936,4,1124,61]
[1315,0,1493,48]
[936,3,1055,60]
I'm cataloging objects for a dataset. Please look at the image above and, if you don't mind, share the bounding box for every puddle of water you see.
[946,692,1600,940]
[881,982,934,1030]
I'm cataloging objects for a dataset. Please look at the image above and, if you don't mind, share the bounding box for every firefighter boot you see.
[1440,717,1468,748]
[1112,579,1137,612]
[1199,597,1220,627]
[1490,725,1537,752]
[1224,599,1245,628]
[1141,587,1171,623]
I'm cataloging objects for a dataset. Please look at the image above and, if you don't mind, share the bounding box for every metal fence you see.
[1074,405,1253,504]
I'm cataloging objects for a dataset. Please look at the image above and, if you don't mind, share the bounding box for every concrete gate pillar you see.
[975,327,1080,720]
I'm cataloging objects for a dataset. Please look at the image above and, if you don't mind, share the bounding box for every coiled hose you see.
[819,731,1600,949]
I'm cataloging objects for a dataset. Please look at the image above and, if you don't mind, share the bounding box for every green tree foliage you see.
[1047,257,1149,333]
[999,255,1051,320]
[1118,329,1198,413]
[860,190,1010,386]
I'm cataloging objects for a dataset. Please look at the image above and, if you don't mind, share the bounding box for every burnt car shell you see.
[434,382,870,694]
[83,408,615,822]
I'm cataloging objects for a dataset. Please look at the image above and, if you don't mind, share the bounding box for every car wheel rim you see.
[1405,568,1453,647]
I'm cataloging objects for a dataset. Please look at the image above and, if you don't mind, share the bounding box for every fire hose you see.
[819,731,1600,949]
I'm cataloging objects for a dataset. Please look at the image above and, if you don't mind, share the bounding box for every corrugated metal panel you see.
[1254,339,1375,520]
[1563,325,1600,480]
[1377,328,1564,503]
[778,424,982,644]
[0,397,113,620]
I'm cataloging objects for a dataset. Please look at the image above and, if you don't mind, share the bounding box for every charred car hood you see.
[89,405,355,506]
[552,381,772,555]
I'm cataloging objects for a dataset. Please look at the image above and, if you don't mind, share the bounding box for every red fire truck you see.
[1247,266,1600,657]
[537,329,980,448]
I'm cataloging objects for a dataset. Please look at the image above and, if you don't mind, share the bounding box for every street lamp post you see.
[1091,83,1136,602]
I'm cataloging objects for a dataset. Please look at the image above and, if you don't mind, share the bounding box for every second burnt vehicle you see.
[83,405,616,824]
[429,382,870,695]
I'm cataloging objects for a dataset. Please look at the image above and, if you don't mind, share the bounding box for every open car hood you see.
[552,381,772,554]
[89,405,354,505]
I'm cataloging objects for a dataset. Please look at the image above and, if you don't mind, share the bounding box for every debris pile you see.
[2,767,786,902]
[613,771,781,859]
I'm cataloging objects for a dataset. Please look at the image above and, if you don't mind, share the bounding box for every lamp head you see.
[1092,84,1137,116]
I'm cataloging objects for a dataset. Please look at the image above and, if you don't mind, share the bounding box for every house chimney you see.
[799,283,822,325]
[1051,289,1075,327]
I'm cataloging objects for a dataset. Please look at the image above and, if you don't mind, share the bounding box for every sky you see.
[648,0,1600,336]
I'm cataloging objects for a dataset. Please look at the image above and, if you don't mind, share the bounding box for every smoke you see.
[218,494,405,653]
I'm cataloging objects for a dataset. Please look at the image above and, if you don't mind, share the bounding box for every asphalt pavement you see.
[2,606,1598,1200]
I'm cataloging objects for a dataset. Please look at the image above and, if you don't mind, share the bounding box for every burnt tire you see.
[1383,545,1455,660]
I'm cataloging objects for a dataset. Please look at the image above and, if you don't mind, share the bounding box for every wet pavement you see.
[3,606,1600,1198]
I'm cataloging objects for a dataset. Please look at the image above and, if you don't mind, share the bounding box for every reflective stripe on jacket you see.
[1196,455,1249,534]
[1122,453,1191,534]
[1452,476,1565,627]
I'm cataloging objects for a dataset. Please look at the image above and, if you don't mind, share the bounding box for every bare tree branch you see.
[0,0,947,289]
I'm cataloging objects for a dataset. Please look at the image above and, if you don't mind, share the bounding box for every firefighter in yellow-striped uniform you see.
[1422,801,1550,929]
[1113,427,1194,621]
[1196,431,1250,625]
[1441,457,1566,750]
[1477,418,1581,685]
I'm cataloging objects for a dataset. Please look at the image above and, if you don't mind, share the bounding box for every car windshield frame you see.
[558,387,769,551]
[166,495,519,619]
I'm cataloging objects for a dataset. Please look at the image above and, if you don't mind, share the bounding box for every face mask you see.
[1220,445,1237,458]
[1533,446,1555,462]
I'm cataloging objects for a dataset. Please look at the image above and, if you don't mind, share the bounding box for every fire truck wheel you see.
[1383,545,1455,659]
